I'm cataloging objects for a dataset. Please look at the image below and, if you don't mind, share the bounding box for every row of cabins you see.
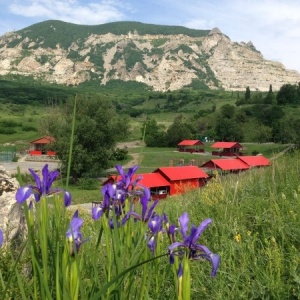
[28,137,270,199]
[178,140,244,156]
[106,155,271,200]
[29,138,244,158]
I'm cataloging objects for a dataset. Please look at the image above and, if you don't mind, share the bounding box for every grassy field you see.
[2,148,299,299]
[0,104,46,148]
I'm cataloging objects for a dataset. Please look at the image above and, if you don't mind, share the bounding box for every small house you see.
[211,142,244,156]
[178,140,205,153]
[153,166,209,196]
[236,155,271,168]
[29,136,56,156]
[201,158,249,174]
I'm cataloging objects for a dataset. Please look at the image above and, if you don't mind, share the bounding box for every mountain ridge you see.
[0,20,299,91]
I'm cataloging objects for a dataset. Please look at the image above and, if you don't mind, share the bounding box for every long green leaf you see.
[66,94,77,188]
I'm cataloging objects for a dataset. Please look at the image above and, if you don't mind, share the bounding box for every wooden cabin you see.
[153,166,209,195]
[201,158,249,175]
[236,155,271,168]
[211,142,244,156]
[178,140,205,153]
[29,136,56,156]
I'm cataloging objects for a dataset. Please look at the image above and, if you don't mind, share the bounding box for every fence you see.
[0,146,17,162]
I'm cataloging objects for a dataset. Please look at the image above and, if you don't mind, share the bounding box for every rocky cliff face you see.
[0,22,299,91]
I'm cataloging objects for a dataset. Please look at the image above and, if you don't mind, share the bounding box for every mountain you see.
[0,20,299,92]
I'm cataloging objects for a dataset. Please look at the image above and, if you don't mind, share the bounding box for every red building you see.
[29,136,56,156]
[178,140,205,153]
[201,158,249,174]
[153,166,209,195]
[103,173,171,200]
[236,155,271,168]
[211,142,244,156]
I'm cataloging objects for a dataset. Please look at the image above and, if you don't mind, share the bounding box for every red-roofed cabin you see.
[201,158,249,174]
[211,142,244,156]
[236,155,271,168]
[29,136,56,156]
[103,173,171,200]
[178,140,205,153]
[153,166,209,196]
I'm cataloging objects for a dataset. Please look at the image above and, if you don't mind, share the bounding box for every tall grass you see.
[156,150,300,299]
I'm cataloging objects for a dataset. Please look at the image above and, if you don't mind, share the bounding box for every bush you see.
[77,178,100,190]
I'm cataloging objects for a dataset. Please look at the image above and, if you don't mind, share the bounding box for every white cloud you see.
[8,0,128,24]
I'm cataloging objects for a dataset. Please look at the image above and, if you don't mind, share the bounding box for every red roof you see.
[236,155,270,167]
[178,140,204,146]
[211,142,243,149]
[154,166,209,181]
[30,136,55,144]
[104,173,170,188]
[201,159,249,171]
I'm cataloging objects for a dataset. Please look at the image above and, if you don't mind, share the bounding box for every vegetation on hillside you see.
[14,20,210,49]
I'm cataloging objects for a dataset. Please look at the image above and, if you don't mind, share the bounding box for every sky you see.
[0,0,300,73]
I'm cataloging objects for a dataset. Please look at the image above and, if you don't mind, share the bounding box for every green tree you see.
[264,84,274,104]
[214,117,243,141]
[42,94,128,179]
[142,117,166,147]
[220,104,235,119]
[277,84,298,105]
[245,86,251,101]
[165,115,194,146]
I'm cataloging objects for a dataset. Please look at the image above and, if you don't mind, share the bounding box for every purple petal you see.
[179,212,189,239]
[168,241,186,252]
[15,186,33,203]
[127,165,138,179]
[47,169,59,193]
[128,211,142,221]
[169,253,175,264]
[147,236,156,253]
[92,206,104,220]
[177,263,183,278]
[148,214,161,234]
[29,168,41,190]
[192,218,212,244]
[64,191,72,207]
[198,252,220,277]
[145,199,158,221]
[0,229,3,248]
[115,164,125,178]
[42,164,50,193]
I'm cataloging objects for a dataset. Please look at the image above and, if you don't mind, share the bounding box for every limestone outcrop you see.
[0,22,300,91]
[0,166,26,247]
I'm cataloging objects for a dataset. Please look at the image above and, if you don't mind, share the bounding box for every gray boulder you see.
[0,165,26,247]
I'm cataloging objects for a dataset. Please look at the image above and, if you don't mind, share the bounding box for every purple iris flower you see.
[115,164,139,189]
[66,210,88,255]
[0,229,3,248]
[147,213,163,252]
[92,184,113,220]
[168,212,220,277]
[15,164,71,206]
[129,187,158,222]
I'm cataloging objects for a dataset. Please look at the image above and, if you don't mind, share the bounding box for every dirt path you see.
[116,140,144,168]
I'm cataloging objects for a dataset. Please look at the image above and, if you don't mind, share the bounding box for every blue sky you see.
[1,0,300,72]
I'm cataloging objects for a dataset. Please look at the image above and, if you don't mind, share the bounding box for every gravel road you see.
[0,160,61,175]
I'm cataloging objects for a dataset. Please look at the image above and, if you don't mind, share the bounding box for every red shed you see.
[211,142,244,156]
[236,155,270,168]
[153,166,209,196]
[178,140,205,153]
[103,173,171,200]
[201,158,249,173]
[29,136,56,156]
